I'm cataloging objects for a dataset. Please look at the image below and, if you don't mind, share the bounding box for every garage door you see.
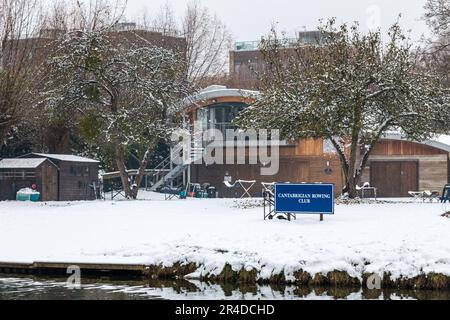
[370,161,418,197]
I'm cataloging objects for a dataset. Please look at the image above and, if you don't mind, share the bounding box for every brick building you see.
[229,31,324,89]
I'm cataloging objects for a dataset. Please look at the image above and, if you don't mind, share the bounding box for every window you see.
[0,170,36,180]
[233,61,241,74]
[199,102,248,139]
[70,165,89,176]
[196,108,208,132]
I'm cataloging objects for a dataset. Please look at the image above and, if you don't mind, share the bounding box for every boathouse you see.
[173,86,450,198]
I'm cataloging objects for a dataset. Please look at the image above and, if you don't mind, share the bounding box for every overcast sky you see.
[124,0,430,43]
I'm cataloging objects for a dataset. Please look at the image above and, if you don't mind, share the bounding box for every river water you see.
[1,275,449,300]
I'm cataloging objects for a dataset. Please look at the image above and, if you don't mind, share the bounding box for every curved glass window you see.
[196,102,248,138]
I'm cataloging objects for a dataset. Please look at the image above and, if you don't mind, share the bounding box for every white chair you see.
[409,190,440,203]
[357,182,377,200]
[261,182,275,191]
[223,180,235,188]
[408,191,423,202]
[223,179,256,198]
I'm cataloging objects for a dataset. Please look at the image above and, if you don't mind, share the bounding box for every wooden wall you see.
[57,162,99,201]
[191,138,450,198]
[372,140,448,156]
[38,162,58,201]
[280,139,324,156]
[191,153,342,198]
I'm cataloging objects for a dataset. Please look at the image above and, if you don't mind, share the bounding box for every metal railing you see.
[235,32,324,51]
[235,38,299,51]
[149,130,205,191]
[113,23,182,38]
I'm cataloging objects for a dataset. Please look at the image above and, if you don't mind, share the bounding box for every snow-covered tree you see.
[0,0,44,146]
[29,0,128,154]
[423,0,450,84]
[424,0,450,49]
[43,29,189,199]
[236,20,450,198]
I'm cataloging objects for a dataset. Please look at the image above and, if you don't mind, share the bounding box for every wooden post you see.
[320,214,324,222]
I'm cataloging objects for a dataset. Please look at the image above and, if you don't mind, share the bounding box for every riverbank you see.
[1,192,450,290]
[1,260,450,290]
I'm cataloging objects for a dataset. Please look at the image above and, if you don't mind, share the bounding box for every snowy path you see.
[0,194,449,281]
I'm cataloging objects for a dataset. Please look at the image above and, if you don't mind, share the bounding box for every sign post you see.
[274,184,334,221]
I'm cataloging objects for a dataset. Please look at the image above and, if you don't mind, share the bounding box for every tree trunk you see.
[347,139,359,198]
[131,149,152,200]
[345,104,364,199]
[329,137,350,196]
[347,175,359,199]
[115,146,133,198]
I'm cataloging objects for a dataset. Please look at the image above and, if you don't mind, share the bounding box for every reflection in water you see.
[0,275,449,300]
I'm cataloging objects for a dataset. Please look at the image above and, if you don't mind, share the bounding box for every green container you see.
[16,193,30,201]
[16,191,40,202]
[195,190,208,198]
[30,193,40,202]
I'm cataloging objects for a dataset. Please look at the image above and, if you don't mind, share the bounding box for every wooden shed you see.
[0,158,59,201]
[360,134,450,197]
[17,153,100,201]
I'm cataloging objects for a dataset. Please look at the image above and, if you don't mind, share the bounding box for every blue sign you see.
[274,184,334,215]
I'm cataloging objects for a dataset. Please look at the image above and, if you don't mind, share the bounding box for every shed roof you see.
[0,158,47,169]
[24,153,100,163]
[383,133,450,153]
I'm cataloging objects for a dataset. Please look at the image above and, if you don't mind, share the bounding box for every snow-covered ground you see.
[0,192,449,281]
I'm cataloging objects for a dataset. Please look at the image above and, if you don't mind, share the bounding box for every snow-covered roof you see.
[26,153,100,163]
[436,135,450,150]
[182,85,260,109]
[383,133,450,153]
[0,158,47,169]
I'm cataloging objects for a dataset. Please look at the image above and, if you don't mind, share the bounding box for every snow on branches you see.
[43,28,190,198]
[236,19,450,198]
